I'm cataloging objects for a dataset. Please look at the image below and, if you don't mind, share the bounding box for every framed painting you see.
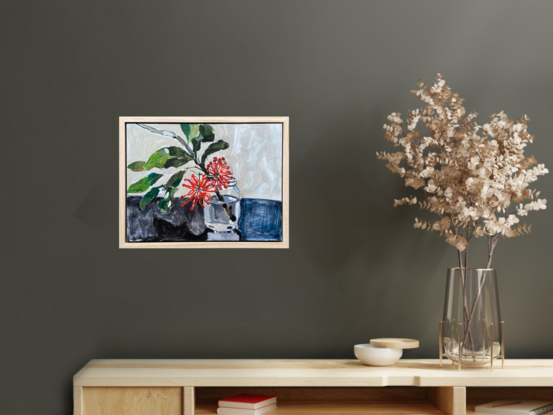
[119,117,289,248]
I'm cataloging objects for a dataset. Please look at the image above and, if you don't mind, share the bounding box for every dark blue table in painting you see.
[126,197,282,242]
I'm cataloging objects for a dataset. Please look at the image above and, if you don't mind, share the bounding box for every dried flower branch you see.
[378,74,548,268]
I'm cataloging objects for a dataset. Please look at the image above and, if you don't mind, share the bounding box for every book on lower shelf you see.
[475,400,553,415]
[217,394,277,415]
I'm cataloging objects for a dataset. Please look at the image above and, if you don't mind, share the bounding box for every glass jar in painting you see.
[204,179,241,233]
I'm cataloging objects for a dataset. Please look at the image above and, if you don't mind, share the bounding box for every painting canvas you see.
[119,117,289,248]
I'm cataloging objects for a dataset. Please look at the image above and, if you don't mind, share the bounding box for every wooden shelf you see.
[72,359,553,415]
[196,401,444,414]
[73,359,553,387]
[465,387,553,415]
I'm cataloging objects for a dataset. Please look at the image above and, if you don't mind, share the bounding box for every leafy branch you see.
[126,123,234,220]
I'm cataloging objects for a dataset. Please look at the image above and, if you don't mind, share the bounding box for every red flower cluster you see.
[206,157,234,189]
[181,157,234,211]
[181,174,215,211]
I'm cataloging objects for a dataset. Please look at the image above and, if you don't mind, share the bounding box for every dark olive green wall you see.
[2,1,553,414]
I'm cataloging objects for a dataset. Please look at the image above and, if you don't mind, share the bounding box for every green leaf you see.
[199,124,215,143]
[190,124,199,141]
[191,134,203,154]
[143,146,194,170]
[162,157,192,169]
[127,161,145,172]
[201,140,230,165]
[181,124,199,142]
[180,124,191,138]
[158,170,186,212]
[127,173,162,193]
[190,124,215,155]
[157,187,179,213]
[164,170,186,190]
[140,185,161,210]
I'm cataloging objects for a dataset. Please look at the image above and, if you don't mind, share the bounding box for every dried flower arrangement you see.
[378,74,548,270]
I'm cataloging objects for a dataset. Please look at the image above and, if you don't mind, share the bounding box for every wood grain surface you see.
[427,387,466,415]
[82,387,182,415]
[196,401,443,414]
[74,359,553,387]
[196,387,427,403]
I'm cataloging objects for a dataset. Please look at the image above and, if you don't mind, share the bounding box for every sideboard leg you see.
[427,386,466,415]
[184,387,195,415]
[74,387,83,415]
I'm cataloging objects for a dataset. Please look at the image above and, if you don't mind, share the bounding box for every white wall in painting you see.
[126,123,283,201]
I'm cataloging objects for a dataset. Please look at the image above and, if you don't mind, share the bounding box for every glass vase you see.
[204,179,241,233]
[441,268,503,366]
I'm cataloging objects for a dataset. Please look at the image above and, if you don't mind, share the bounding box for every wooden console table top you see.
[73,359,553,387]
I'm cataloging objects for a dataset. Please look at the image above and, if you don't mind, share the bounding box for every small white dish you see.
[354,344,403,366]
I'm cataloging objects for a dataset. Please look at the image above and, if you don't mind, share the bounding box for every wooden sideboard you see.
[73,359,553,415]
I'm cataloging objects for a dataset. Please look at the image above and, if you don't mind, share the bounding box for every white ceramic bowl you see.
[354,344,403,366]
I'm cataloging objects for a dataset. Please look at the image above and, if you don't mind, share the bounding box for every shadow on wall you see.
[73,171,117,232]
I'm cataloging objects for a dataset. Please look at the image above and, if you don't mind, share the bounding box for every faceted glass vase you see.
[442,268,503,366]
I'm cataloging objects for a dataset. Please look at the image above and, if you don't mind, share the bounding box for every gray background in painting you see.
[2,1,553,414]
[127,123,283,200]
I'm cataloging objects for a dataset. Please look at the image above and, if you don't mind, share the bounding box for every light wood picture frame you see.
[119,117,289,249]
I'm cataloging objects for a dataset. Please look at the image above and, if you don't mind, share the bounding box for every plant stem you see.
[461,234,500,350]
[178,133,237,222]
[136,124,237,223]
[196,161,236,222]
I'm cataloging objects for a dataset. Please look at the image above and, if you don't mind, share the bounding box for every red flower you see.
[206,157,234,189]
[181,174,215,211]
